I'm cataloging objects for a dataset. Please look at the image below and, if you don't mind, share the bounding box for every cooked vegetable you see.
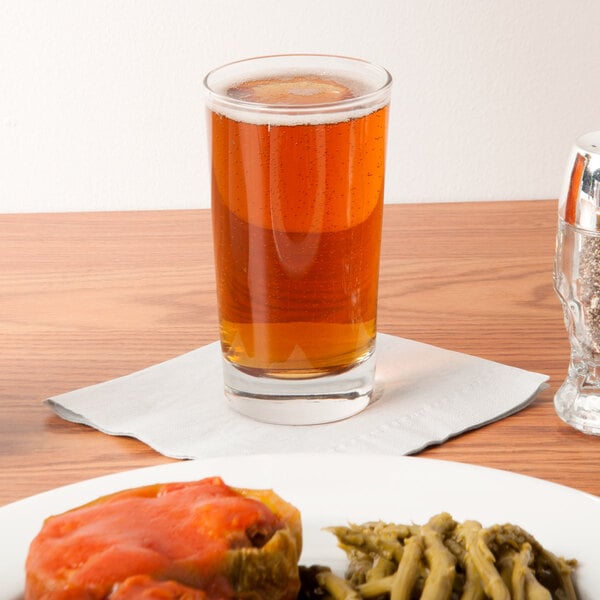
[317,570,363,600]
[318,513,577,600]
[25,477,302,600]
[108,575,208,599]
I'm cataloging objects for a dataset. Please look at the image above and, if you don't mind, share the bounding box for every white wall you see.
[2,0,599,213]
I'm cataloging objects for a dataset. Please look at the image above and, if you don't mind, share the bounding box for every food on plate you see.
[305,513,578,600]
[107,575,208,599]
[25,477,301,600]
[24,477,580,600]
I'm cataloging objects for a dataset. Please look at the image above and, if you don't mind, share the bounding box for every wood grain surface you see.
[1,200,599,507]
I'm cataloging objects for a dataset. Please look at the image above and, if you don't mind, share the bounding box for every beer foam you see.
[206,71,390,126]
[228,75,356,105]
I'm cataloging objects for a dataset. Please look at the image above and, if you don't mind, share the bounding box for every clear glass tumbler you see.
[203,55,392,424]
[554,130,600,434]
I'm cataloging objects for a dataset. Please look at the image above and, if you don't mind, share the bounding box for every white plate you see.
[2,454,599,599]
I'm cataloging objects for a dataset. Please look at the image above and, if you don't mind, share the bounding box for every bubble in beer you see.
[227,75,356,105]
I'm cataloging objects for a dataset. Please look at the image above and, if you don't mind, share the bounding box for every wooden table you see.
[2,200,599,507]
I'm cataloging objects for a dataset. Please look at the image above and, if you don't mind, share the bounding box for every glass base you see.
[222,352,376,425]
[554,378,600,435]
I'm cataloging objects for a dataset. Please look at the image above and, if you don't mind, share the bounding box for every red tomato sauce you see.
[26,477,285,600]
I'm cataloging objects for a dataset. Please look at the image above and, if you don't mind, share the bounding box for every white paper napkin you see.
[45,333,548,459]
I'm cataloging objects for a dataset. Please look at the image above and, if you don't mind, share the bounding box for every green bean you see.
[452,522,486,600]
[389,535,423,600]
[519,547,552,600]
[358,574,394,597]
[486,523,578,600]
[525,576,554,600]
[345,554,374,587]
[366,556,396,581]
[323,513,578,600]
[535,549,578,600]
[420,512,456,600]
[316,569,362,600]
[459,556,486,600]
[328,522,408,562]
[457,520,511,600]
[496,549,517,593]
[496,545,524,600]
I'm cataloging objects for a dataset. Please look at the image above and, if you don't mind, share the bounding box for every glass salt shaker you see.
[554,130,600,434]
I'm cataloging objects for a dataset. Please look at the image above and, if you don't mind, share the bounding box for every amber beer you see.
[205,55,391,424]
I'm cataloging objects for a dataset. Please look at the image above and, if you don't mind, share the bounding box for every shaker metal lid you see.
[559,130,600,230]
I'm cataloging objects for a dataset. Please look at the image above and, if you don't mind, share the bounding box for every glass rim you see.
[203,53,392,117]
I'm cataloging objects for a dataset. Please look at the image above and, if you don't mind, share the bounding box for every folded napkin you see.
[46,333,548,459]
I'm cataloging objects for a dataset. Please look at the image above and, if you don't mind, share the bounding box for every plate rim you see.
[2,453,598,600]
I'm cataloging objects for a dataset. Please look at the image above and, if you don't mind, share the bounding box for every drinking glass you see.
[203,54,392,424]
[554,130,600,434]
